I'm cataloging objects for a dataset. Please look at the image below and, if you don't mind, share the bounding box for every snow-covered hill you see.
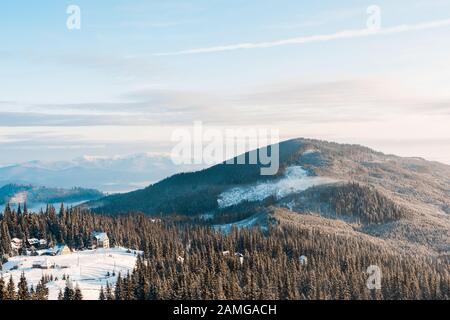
[1,247,139,300]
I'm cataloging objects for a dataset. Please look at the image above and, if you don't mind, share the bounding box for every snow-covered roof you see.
[93,232,109,242]
[28,238,39,245]
[11,242,21,250]
[33,259,53,267]
[37,244,69,256]
[36,249,52,256]
[299,255,308,265]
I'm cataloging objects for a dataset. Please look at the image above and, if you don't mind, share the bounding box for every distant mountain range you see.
[83,138,450,255]
[0,153,204,193]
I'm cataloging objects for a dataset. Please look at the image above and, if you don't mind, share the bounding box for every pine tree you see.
[0,276,5,300]
[1,222,11,255]
[17,272,30,300]
[34,277,49,300]
[105,282,114,300]
[57,289,63,300]
[115,273,123,300]
[29,285,35,299]
[63,278,75,300]
[74,284,83,300]
[5,275,16,300]
[99,286,106,300]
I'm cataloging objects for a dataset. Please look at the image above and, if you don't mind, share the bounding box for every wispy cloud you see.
[156,18,450,56]
[4,78,449,128]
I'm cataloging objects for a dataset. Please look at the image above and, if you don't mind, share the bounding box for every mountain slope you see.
[84,138,450,216]
[83,139,311,214]
[83,138,450,254]
[0,184,104,208]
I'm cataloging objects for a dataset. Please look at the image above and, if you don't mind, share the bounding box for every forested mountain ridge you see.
[0,184,104,206]
[84,138,450,217]
[82,138,450,255]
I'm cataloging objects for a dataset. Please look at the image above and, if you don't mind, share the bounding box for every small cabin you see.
[58,245,72,255]
[10,238,23,255]
[27,238,47,250]
[92,232,110,249]
[299,255,308,266]
[27,238,40,247]
[11,238,23,248]
[32,259,54,269]
[222,250,230,256]
[235,252,244,265]
[177,256,185,264]
[36,244,71,256]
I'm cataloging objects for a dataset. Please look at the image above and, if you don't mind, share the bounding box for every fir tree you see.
[57,289,63,300]
[0,276,5,300]
[34,277,49,300]
[63,278,75,300]
[5,275,16,300]
[99,286,106,300]
[105,282,114,300]
[115,273,123,300]
[17,272,30,300]
[74,284,83,300]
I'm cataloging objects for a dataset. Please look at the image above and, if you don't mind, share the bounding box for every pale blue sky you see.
[1,0,450,164]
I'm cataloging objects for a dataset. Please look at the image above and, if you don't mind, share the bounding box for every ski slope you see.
[1,247,139,300]
[218,166,336,208]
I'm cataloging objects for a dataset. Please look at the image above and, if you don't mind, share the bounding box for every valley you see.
[1,138,449,300]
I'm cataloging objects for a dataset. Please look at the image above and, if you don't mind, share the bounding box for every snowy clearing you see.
[1,247,139,300]
[213,215,261,233]
[217,166,336,208]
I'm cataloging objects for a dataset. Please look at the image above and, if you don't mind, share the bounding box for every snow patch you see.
[218,166,335,208]
[302,149,320,155]
[213,215,260,233]
[9,191,28,204]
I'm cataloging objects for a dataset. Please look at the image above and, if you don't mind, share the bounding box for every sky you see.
[0,0,450,166]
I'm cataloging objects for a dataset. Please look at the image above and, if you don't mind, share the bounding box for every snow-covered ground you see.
[217,166,336,208]
[1,247,139,300]
[213,215,261,233]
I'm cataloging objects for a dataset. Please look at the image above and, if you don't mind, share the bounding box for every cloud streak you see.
[156,18,450,56]
[3,78,450,127]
